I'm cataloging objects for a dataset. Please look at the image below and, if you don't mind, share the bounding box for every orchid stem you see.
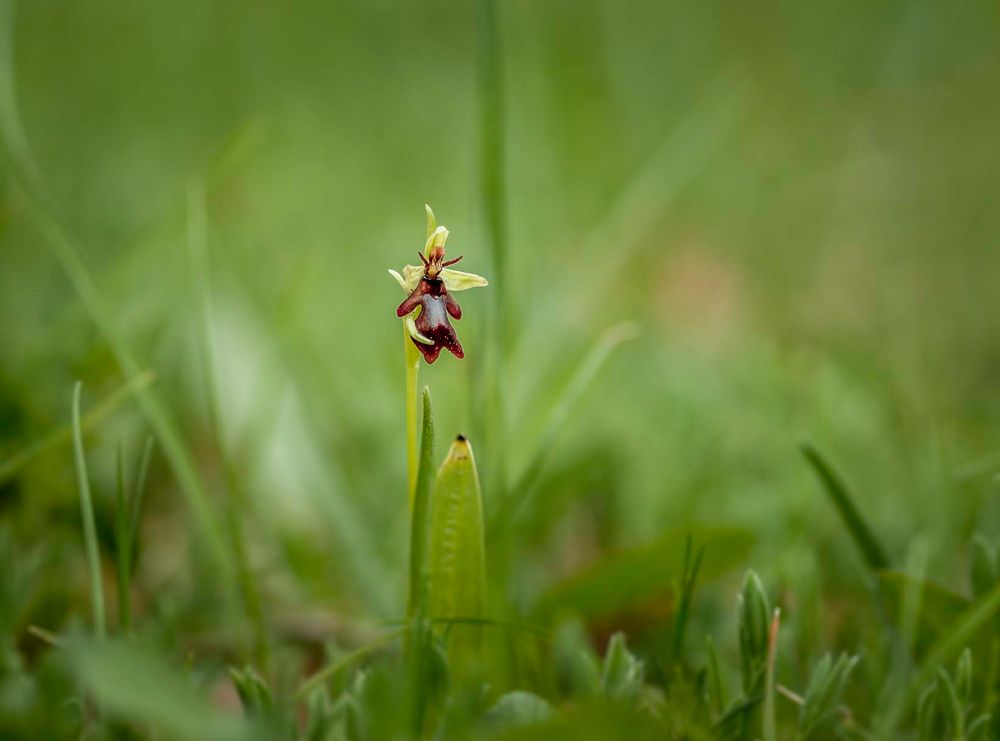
[404,323,421,508]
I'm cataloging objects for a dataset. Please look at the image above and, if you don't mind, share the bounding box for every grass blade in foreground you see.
[70,639,254,741]
[877,580,1000,737]
[428,436,487,675]
[800,442,889,571]
[72,382,106,640]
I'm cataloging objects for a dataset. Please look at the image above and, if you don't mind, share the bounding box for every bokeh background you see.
[1,0,999,729]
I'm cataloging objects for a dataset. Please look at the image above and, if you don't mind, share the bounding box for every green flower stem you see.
[404,322,421,507]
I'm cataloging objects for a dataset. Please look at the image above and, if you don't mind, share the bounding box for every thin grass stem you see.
[72,382,106,640]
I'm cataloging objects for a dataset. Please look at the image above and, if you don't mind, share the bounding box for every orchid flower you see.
[388,205,489,364]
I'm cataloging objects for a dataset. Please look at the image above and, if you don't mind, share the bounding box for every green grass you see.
[1,0,1000,738]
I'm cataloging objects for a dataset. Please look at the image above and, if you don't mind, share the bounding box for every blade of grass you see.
[763,608,781,741]
[800,442,890,571]
[705,636,727,716]
[114,442,131,632]
[0,370,155,485]
[187,179,268,670]
[877,581,1000,738]
[407,387,436,617]
[114,436,153,634]
[294,628,406,700]
[495,321,638,531]
[671,537,705,663]
[72,382,106,640]
[128,436,154,559]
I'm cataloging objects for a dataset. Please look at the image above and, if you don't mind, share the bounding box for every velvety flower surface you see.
[389,207,488,364]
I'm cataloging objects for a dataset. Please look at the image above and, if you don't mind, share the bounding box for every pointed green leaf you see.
[800,442,889,571]
[738,570,770,695]
[955,648,973,706]
[427,436,487,675]
[407,388,436,617]
[601,633,644,700]
[936,667,964,738]
[486,691,555,727]
[425,204,437,238]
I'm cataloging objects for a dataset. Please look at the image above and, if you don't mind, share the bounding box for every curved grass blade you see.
[294,628,405,700]
[498,322,638,530]
[72,383,106,641]
[800,442,889,571]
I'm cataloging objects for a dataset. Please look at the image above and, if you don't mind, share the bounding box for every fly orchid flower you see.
[389,206,489,364]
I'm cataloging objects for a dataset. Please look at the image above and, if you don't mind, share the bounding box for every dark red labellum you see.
[396,278,464,364]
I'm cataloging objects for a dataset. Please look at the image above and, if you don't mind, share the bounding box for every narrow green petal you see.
[388,268,408,292]
[425,204,437,239]
[423,226,449,256]
[441,268,489,291]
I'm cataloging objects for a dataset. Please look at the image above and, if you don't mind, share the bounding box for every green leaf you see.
[407,387,436,617]
[552,620,602,698]
[798,653,859,739]
[70,639,254,741]
[229,665,274,717]
[499,323,638,530]
[427,436,487,674]
[935,667,964,738]
[601,633,644,700]
[705,635,727,716]
[800,442,889,571]
[670,537,704,662]
[916,683,941,741]
[738,571,770,696]
[955,648,973,706]
[71,383,106,641]
[486,691,555,727]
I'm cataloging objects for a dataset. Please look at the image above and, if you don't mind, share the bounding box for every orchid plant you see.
[388,206,488,501]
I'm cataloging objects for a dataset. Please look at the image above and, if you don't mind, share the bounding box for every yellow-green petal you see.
[425,204,437,239]
[402,264,424,290]
[423,226,449,257]
[442,268,489,292]
[388,268,409,292]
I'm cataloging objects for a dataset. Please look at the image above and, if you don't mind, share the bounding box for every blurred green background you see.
[1,0,999,733]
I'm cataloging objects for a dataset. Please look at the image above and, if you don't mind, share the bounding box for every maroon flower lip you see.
[396,249,466,364]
